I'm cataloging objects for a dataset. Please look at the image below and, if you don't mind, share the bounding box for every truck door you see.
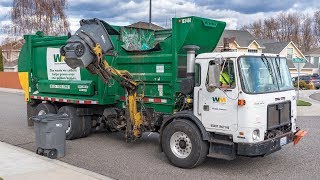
[199,59,238,132]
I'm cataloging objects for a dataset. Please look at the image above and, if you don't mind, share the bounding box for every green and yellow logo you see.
[53,54,65,63]
[212,97,227,103]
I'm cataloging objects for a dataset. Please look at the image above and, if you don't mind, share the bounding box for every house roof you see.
[287,59,315,69]
[262,41,290,54]
[127,22,165,31]
[217,30,257,47]
[256,39,278,45]
[304,48,320,56]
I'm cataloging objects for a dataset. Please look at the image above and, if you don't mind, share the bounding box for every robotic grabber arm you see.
[60,18,143,140]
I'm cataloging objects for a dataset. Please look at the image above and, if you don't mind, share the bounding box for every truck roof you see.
[196,52,285,60]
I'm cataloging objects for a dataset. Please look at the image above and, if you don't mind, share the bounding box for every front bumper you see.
[237,131,294,157]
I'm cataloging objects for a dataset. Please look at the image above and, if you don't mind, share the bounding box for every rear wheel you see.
[79,116,92,138]
[35,103,57,116]
[27,102,38,126]
[58,106,82,140]
[162,119,208,168]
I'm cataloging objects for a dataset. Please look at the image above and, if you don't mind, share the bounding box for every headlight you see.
[252,129,260,141]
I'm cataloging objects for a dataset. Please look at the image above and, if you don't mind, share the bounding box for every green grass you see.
[297,100,312,106]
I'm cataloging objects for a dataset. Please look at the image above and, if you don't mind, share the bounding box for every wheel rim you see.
[170,131,192,158]
[38,110,46,116]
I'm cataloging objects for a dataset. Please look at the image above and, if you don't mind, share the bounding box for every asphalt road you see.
[0,91,319,180]
[310,92,320,101]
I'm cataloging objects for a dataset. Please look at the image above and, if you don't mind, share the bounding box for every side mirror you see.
[207,63,221,92]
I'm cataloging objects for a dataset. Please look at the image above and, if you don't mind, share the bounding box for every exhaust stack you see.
[180,45,200,95]
[183,45,200,78]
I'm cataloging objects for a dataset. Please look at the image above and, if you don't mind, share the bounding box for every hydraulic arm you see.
[88,44,144,140]
[60,18,144,140]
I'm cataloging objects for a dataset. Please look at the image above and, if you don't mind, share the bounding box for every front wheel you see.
[161,119,208,168]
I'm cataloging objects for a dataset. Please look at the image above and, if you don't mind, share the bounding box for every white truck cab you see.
[193,52,297,158]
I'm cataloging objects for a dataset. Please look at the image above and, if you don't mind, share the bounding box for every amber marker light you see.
[238,99,246,106]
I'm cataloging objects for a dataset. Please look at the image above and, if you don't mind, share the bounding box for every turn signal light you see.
[238,99,246,106]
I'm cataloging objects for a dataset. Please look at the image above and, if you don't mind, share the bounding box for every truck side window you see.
[220,60,236,89]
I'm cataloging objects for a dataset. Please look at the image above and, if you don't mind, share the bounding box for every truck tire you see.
[35,103,57,116]
[58,106,82,140]
[79,116,92,138]
[161,119,209,168]
[27,102,38,126]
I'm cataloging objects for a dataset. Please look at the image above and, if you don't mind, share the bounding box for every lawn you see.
[297,100,312,106]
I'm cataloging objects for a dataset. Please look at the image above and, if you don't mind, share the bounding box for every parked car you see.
[292,75,320,89]
[311,75,320,89]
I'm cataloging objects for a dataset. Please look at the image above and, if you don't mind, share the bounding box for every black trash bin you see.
[32,114,69,159]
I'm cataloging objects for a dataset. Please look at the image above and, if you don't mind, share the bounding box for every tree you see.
[314,11,320,46]
[301,16,314,52]
[0,48,3,72]
[242,12,319,52]
[263,17,278,39]
[10,0,70,35]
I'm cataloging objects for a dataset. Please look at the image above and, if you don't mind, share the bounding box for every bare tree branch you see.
[10,0,70,36]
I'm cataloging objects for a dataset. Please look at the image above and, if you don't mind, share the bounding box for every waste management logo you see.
[53,53,65,64]
[47,48,81,81]
[212,97,227,103]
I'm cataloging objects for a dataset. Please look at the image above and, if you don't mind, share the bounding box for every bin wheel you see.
[36,147,44,155]
[35,103,57,116]
[48,149,58,159]
[58,106,82,140]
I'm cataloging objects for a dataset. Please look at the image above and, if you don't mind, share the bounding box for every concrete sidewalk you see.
[0,141,111,180]
[0,87,24,94]
[297,90,320,116]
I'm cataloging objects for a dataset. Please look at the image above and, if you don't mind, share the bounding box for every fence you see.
[0,72,22,89]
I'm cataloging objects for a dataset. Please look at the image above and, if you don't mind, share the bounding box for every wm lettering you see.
[212,97,227,103]
[53,54,64,63]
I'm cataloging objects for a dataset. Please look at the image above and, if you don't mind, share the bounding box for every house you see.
[3,60,18,72]
[257,39,313,77]
[215,30,264,53]
[215,29,311,77]
[1,39,24,72]
[304,48,320,75]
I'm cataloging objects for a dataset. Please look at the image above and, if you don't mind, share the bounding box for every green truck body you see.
[18,16,226,114]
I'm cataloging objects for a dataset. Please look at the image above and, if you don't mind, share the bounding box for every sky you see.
[1,0,320,43]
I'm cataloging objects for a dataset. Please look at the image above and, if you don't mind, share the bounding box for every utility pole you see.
[149,0,152,29]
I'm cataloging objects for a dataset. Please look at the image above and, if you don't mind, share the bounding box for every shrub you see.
[294,80,307,89]
[305,83,315,90]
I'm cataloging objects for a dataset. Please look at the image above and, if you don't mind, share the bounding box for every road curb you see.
[0,87,24,94]
[0,141,112,180]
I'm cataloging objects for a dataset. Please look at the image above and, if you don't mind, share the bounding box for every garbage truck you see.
[18,16,306,168]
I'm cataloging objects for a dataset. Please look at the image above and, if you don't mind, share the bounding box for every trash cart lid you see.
[32,114,69,122]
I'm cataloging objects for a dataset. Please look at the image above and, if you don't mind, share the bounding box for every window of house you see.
[248,49,258,53]
[314,57,319,68]
[287,48,293,59]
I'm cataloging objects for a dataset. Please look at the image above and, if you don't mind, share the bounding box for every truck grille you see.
[267,101,291,130]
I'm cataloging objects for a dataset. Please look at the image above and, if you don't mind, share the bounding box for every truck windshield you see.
[238,56,293,94]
